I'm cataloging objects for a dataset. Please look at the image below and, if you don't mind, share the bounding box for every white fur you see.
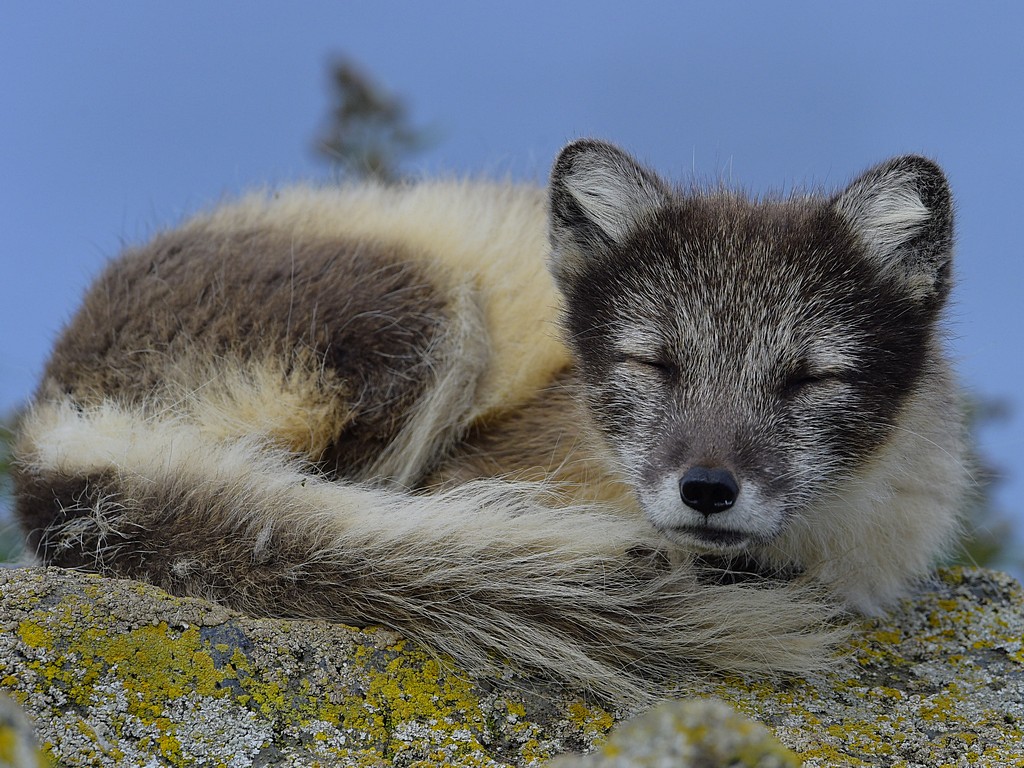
[562,164,665,245]
[832,166,941,302]
[834,170,931,260]
[755,354,967,613]
[644,474,783,546]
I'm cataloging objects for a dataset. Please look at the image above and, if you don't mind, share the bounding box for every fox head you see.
[548,140,954,556]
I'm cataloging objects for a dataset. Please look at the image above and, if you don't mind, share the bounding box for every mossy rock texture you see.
[0,692,51,768]
[1,566,1023,767]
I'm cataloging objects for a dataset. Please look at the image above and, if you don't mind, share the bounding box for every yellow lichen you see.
[16,620,53,649]
[565,700,614,740]
[519,736,550,765]
[919,688,961,723]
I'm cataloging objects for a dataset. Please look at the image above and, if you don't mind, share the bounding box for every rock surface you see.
[547,698,802,768]
[0,693,49,768]
[1,566,1023,767]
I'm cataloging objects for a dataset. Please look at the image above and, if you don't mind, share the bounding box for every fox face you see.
[548,141,954,555]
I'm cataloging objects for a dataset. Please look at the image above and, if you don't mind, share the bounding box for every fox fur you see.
[13,140,967,702]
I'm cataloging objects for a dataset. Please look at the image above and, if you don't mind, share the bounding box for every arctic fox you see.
[13,140,966,701]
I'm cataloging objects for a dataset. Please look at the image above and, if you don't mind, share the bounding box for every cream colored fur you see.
[198,181,571,421]
[756,352,968,613]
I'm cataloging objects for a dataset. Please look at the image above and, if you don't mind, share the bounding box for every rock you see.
[547,698,801,768]
[0,693,49,768]
[693,567,1024,767]
[0,567,619,767]
[1,566,1023,766]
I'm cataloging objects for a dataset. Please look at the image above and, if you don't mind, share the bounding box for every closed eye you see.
[622,354,677,378]
[780,367,847,398]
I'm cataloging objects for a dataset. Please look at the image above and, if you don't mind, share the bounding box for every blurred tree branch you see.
[313,56,435,182]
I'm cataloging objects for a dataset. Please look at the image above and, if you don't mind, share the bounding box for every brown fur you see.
[431,370,637,507]
[44,222,465,476]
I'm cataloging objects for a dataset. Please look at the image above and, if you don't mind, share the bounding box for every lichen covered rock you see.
[0,567,619,766]
[0,693,50,768]
[548,698,801,767]
[2,566,1023,766]
[696,568,1024,767]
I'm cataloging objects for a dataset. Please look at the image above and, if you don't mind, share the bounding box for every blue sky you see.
[2,3,1022,560]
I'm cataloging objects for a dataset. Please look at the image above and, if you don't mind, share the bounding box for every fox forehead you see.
[597,200,884,363]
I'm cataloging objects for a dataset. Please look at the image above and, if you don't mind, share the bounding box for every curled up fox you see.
[14,140,967,701]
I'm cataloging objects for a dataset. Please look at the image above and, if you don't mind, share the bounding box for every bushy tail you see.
[14,399,847,703]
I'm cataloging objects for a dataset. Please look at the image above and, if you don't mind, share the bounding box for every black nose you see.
[679,467,739,515]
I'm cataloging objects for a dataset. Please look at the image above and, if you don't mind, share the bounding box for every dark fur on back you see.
[45,223,457,475]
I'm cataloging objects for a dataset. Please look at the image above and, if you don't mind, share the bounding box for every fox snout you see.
[678,466,739,516]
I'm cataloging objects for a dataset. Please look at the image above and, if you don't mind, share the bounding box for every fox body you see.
[14,141,966,701]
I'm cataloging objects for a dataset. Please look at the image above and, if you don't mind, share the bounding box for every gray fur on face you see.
[550,141,955,557]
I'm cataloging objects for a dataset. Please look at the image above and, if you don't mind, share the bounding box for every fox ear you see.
[831,155,954,305]
[548,140,671,283]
